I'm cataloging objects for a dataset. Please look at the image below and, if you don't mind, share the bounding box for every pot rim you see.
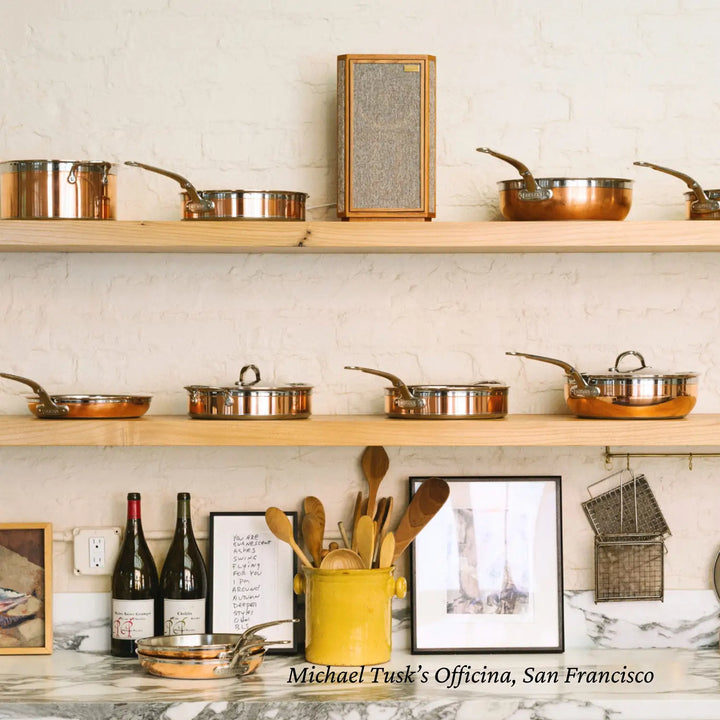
[0,160,116,173]
[181,190,309,199]
[498,178,633,190]
[382,383,508,393]
[185,384,312,394]
[25,394,152,403]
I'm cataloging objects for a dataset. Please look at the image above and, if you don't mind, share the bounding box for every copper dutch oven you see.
[506,350,698,419]
[634,161,720,220]
[476,148,633,220]
[125,161,307,220]
[0,160,116,219]
[345,365,508,419]
[0,373,151,419]
[186,364,312,419]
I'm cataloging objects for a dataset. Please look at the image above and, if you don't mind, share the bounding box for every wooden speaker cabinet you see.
[337,54,436,221]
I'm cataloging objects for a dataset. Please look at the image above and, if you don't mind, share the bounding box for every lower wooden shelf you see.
[0,413,719,447]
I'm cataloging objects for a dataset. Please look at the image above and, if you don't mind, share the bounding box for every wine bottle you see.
[111,492,161,657]
[160,492,208,636]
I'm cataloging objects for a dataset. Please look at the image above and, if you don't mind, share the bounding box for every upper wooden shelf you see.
[1,414,719,447]
[1,220,719,253]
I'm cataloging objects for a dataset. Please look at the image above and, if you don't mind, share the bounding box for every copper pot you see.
[186,364,312,419]
[477,148,633,220]
[125,161,307,220]
[634,161,720,220]
[0,160,116,219]
[507,350,698,419]
[345,365,508,419]
[0,373,151,419]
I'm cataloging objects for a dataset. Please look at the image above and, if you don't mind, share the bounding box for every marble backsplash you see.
[54,591,720,655]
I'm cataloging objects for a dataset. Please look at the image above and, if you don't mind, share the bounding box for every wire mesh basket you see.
[594,535,665,602]
[582,472,670,540]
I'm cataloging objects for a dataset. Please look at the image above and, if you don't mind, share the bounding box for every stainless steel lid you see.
[581,351,698,381]
[186,364,312,394]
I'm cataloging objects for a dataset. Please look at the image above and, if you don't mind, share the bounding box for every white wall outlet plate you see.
[73,527,122,575]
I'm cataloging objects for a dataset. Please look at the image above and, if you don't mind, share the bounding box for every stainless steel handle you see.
[0,373,70,417]
[505,351,600,398]
[476,147,552,200]
[634,161,720,213]
[612,350,647,373]
[344,366,425,409]
[238,364,261,387]
[124,161,215,213]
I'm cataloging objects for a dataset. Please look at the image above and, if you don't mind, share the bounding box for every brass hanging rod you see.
[604,446,720,471]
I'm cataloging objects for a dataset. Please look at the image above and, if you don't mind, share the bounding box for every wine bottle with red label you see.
[160,492,208,635]
[111,492,161,657]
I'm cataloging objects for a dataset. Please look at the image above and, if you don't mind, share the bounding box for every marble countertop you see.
[1,647,720,719]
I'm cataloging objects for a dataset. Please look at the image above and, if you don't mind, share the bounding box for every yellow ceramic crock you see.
[294,566,406,666]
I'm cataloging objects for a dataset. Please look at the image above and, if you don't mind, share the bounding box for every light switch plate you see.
[73,527,122,575]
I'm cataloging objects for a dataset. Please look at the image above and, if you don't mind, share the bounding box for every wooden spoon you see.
[355,515,375,569]
[392,477,450,562]
[265,507,312,568]
[302,512,324,568]
[320,548,365,569]
[377,531,395,568]
[361,446,389,519]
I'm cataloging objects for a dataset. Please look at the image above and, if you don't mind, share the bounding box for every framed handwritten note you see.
[208,511,299,653]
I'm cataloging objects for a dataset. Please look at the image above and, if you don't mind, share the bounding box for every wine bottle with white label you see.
[160,492,208,635]
[111,492,161,657]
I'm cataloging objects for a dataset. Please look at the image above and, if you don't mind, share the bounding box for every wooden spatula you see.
[361,446,389,519]
[355,515,376,569]
[392,477,450,562]
[377,531,395,568]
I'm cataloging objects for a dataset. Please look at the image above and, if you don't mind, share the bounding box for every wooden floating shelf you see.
[1,414,719,447]
[1,220,720,253]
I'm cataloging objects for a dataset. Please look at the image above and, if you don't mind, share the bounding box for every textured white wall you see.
[2,1,720,595]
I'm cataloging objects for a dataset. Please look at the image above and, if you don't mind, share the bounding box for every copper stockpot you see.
[0,160,116,219]
[186,364,312,419]
[634,161,720,220]
[507,350,698,419]
[0,373,151,419]
[345,365,508,419]
[125,161,307,220]
[476,148,633,220]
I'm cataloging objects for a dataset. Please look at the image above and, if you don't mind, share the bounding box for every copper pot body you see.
[181,190,307,220]
[0,160,116,219]
[26,394,151,419]
[383,384,508,419]
[498,179,633,221]
[564,377,698,419]
[684,190,720,220]
[186,386,312,419]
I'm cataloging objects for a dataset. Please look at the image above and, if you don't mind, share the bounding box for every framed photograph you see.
[208,512,299,653]
[410,476,563,653]
[0,523,53,655]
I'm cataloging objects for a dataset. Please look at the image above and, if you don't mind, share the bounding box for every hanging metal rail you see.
[604,446,720,471]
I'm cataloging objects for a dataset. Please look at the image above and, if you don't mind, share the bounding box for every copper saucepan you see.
[0,373,151,419]
[346,365,508,419]
[476,148,633,220]
[0,160,116,219]
[634,161,720,220]
[506,350,698,419]
[125,161,308,220]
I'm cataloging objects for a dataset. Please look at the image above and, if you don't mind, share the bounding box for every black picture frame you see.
[410,476,564,654]
[208,511,300,654]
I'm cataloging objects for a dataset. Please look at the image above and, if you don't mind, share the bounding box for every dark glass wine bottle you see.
[111,492,161,657]
[160,492,208,636]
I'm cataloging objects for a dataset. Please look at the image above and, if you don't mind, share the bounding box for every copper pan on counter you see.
[125,161,307,220]
[0,373,151,419]
[476,148,633,220]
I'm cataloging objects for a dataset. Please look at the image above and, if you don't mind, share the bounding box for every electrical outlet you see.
[73,527,122,575]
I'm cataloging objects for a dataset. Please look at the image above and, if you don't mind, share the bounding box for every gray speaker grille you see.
[350,62,422,210]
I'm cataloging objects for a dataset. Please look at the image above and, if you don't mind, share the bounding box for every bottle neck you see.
[127,498,142,521]
[176,495,191,522]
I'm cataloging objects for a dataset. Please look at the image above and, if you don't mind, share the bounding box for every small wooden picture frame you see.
[0,522,53,654]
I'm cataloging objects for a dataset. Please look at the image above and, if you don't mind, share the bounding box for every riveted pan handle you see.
[505,352,600,399]
[476,147,553,201]
[0,373,70,417]
[634,161,720,214]
[345,366,425,409]
[125,161,215,213]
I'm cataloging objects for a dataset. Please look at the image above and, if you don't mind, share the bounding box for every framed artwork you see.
[208,511,299,653]
[410,476,564,653]
[0,522,53,655]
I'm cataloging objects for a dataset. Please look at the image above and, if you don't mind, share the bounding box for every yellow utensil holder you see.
[294,566,406,666]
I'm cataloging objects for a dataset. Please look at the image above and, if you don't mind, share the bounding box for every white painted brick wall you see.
[1,1,719,595]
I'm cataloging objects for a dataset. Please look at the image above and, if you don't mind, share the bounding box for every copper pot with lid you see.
[125,161,307,220]
[634,161,720,220]
[0,160,116,219]
[345,365,508,419]
[476,148,633,220]
[507,350,698,419]
[185,364,312,419]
